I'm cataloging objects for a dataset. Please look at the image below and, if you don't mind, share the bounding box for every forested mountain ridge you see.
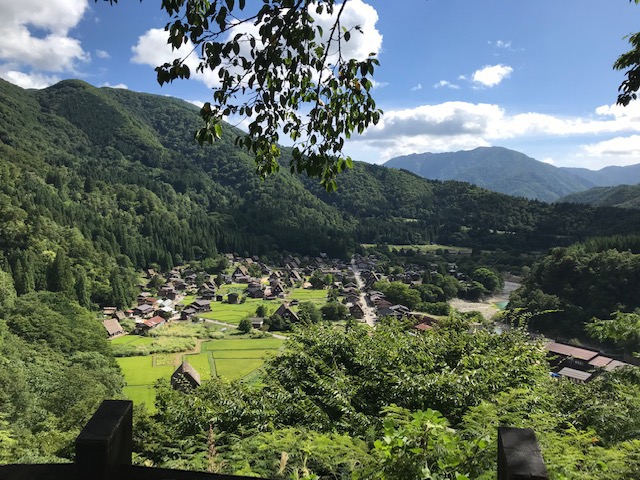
[560,163,640,186]
[558,184,640,209]
[3,78,640,308]
[383,146,596,201]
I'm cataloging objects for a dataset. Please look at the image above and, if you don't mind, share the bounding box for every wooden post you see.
[75,400,133,480]
[498,427,548,480]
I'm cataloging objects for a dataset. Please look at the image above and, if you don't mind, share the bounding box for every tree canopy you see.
[103,0,381,190]
[615,0,640,106]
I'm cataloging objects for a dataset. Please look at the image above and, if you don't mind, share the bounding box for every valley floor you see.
[449,280,520,320]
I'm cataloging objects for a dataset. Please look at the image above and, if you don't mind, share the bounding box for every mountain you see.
[558,184,640,209]
[383,147,596,202]
[560,164,640,186]
[4,78,640,308]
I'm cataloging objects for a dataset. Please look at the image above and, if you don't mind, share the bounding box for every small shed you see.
[557,367,592,384]
[249,317,264,329]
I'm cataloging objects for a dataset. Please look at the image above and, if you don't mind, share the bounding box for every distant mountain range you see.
[557,184,640,209]
[383,146,640,202]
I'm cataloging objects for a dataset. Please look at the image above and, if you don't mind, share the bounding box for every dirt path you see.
[168,338,206,366]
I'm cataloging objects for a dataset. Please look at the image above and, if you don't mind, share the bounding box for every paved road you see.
[350,258,377,327]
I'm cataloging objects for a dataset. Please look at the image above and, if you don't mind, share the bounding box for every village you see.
[101,252,441,338]
[100,250,634,396]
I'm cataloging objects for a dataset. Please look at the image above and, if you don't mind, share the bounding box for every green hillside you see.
[558,184,640,209]
[3,78,640,308]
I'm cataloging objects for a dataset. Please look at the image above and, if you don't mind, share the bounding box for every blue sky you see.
[1,0,640,169]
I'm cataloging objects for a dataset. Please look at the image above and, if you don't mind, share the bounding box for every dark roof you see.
[171,360,201,389]
[545,342,599,361]
[588,355,613,367]
[274,303,299,321]
[604,360,629,371]
[134,303,154,313]
[558,367,592,382]
[192,299,211,308]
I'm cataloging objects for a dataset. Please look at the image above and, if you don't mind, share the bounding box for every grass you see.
[198,298,273,325]
[218,283,248,295]
[182,352,213,380]
[123,386,157,410]
[214,358,265,380]
[117,356,175,385]
[210,349,279,359]
[362,243,472,254]
[178,295,196,306]
[111,335,195,356]
[201,338,283,350]
[110,335,155,346]
[117,333,284,409]
[288,288,327,305]
[152,321,226,338]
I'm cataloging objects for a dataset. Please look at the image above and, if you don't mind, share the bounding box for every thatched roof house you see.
[171,360,202,391]
[103,318,124,338]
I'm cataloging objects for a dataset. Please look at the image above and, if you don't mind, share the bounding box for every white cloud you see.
[411,83,422,91]
[0,0,89,74]
[370,79,389,89]
[347,101,640,164]
[131,28,221,88]
[101,82,128,89]
[0,69,60,89]
[434,80,459,90]
[96,50,111,59]
[186,99,205,108]
[582,135,640,160]
[472,64,513,87]
[495,40,512,50]
[314,0,382,61]
[541,157,555,165]
[131,1,382,89]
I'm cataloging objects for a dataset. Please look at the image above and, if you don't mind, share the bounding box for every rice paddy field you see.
[115,328,284,410]
[198,298,273,324]
[288,288,327,306]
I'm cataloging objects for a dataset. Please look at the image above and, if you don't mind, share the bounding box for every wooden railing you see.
[0,400,548,480]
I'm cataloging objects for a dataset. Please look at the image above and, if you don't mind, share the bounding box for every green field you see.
[362,243,472,254]
[219,283,248,295]
[202,338,283,350]
[288,288,327,305]
[182,352,214,380]
[110,335,155,346]
[198,298,273,325]
[117,356,176,385]
[178,295,196,306]
[117,331,284,409]
[123,386,156,408]
[215,358,265,380]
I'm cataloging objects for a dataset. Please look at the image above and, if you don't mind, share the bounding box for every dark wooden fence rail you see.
[0,400,548,480]
[498,427,549,480]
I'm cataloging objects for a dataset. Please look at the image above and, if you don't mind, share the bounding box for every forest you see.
[3,78,640,311]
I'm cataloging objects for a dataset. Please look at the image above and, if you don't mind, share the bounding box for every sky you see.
[1,0,640,170]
